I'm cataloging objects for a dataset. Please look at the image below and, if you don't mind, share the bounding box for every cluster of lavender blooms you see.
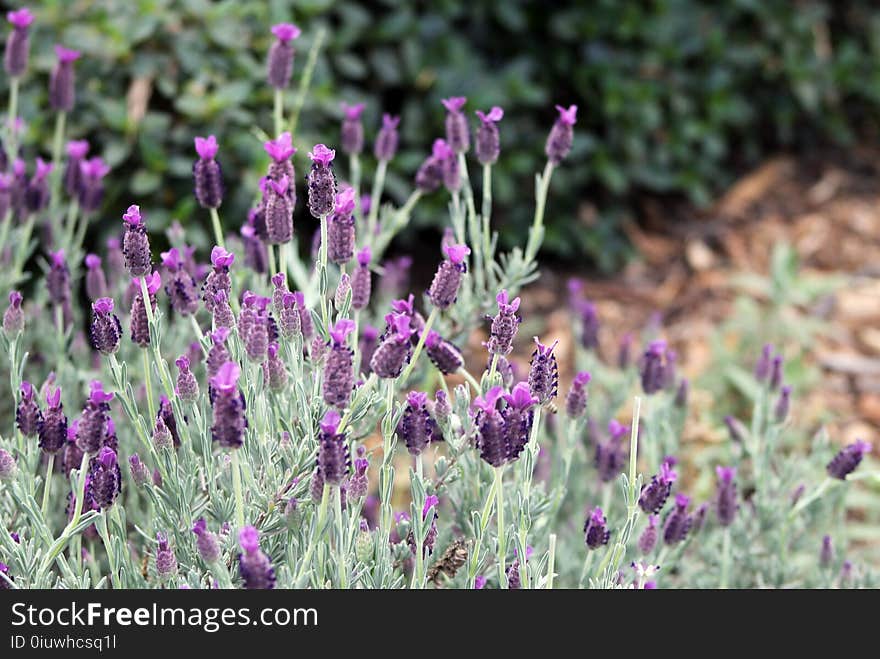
[1,13,877,592]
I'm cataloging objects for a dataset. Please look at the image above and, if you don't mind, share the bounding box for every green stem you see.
[481,163,493,287]
[267,243,277,278]
[468,473,498,587]
[97,510,120,589]
[399,307,439,384]
[546,533,557,590]
[720,526,732,589]
[231,449,245,530]
[209,207,225,250]
[318,213,330,329]
[578,548,595,588]
[273,88,284,138]
[296,483,331,583]
[40,454,55,518]
[367,159,388,243]
[38,452,90,576]
[495,465,507,588]
[334,484,348,588]
[49,111,66,239]
[142,348,156,423]
[288,27,326,136]
[6,77,19,164]
[524,161,555,262]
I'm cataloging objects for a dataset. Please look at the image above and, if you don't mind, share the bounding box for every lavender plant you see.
[0,12,877,592]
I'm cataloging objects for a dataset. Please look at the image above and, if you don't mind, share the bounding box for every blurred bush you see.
[4,0,880,270]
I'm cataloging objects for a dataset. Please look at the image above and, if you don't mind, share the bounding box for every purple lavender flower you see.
[78,157,110,212]
[38,387,68,454]
[161,248,199,316]
[89,297,121,355]
[0,448,16,482]
[155,532,177,580]
[64,139,89,197]
[826,440,871,480]
[307,144,337,218]
[424,331,463,375]
[62,423,84,476]
[130,272,160,348]
[315,410,351,485]
[433,389,451,427]
[46,248,70,308]
[639,460,678,515]
[203,246,234,312]
[294,292,314,342]
[192,518,221,564]
[755,344,773,382]
[501,383,539,462]
[348,458,369,500]
[370,313,415,378]
[241,221,268,274]
[351,247,372,311]
[397,391,439,455]
[820,535,834,568]
[83,254,107,300]
[565,371,591,419]
[340,102,365,155]
[262,175,295,244]
[359,324,379,375]
[23,158,52,212]
[129,454,150,488]
[15,381,42,437]
[595,420,627,483]
[238,526,276,589]
[415,139,448,193]
[528,337,559,404]
[640,339,668,395]
[662,494,693,546]
[122,205,151,277]
[769,355,783,391]
[276,291,301,340]
[715,466,738,527]
[584,507,611,550]
[775,385,791,423]
[327,187,356,264]
[210,362,247,449]
[262,343,287,392]
[374,113,400,162]
[474,387,508,467]
[442,97,469,153]
[174,355,199,402]
[157,395,181,449]
[3,290,24,335]
[436,139,460,192]
[486,290,521,356]
[76,382,113,454]
[239,292,271,363]
[206,327,231,379]
[4,8,34,77]
[49,45,81,112]
[323,319,355,408]
[545,104,577,164]
[266,23,300,89]
[264,131,297,182]
[475,106,503,165]
[638,515,659,554]
[193,135,223,209]
[428,243,470,309]
[86,447,121,509]
[724,415,747,444]
[105,236,125,283]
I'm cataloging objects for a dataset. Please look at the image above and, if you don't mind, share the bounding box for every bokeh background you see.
[5,0,880,270]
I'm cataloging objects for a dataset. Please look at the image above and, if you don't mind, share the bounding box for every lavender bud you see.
[284,497,302,528]
[38,387,68,454]
[155,533,178,580]
[49,45,80,112]
[755,343,773,381]
[152,416,173,451]
[16,382,42,437]
[433,390,451,427]
[0,448,16,481]
[46,248,70,305]
[440,142,460,192]
[262,175,294,244]
[212,291,235,330]
[76,382,114,454]
[715,466,738,527]
[266,23,300,89]
[193,135,223,209]
[769,355,783,391]
[192,519,221,565]
[4,9,34,77]
[89,297,121,355]
[206,328,231,378]
[415,139,447,193]
[323,319,355,408]
[240,293,270,363]
[355,524,373,562]
[86,447,121,509]
[294,292,314,341]
[316,411,351,485]
[130,273,160,347]
[340,102,365,154]
[638,515,659,554]
[397,392,439,455]
[351,247,372,310]
[826,440,871,480]
[425,331,463,375]
[122,205,151,277]
[565,371,591,418]
[161,248,200,316]
[820,535,834,568]
[203,247,234,312]
[309,467,325,503]
[639,460,678,514]
[348,458,369,500]
[374,113,400,162]
[77,156,110,213]
[442,97,469,153]
[278,292,301,340]
[545,104,577,164]
[595,421,627,483]
[775,385,791,423]
[584,507,611,550]
[84,254,107,300]
[3,290,24,335]
[724,415,747,444]
[506,560,522,589]
[335,273,351,311]
[307,144,337,218]
[428,243,470,309]
[528,337,559,404]
[662,494,693,545]
[327,188,356,264]
[475,106,503,165]
[129,454,150,487]
[501,383,539,462]
[370,313,415,378]
[210,362,247,449]
[474,387,507,467]
[238,526,276,589]
[486,290,521,355]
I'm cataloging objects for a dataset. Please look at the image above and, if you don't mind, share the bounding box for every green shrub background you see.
[5,0,880,269]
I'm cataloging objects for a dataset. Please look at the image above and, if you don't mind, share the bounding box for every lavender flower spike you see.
[267,23,301,89]
[475,106,504,165]
[238,526,276,589]
[38,387,67,454]
[192,518,221,565]
[415,139,447,193]
[122,205,151,277]
[640,339,667,395]
[638,515,659,554]
[351,246,372,310]
[425,331,464,375]
[638,460,678,515]
[15,381,42,437]
[316,410,351,485]
[826,440,871,480]
[64,139,90,197]
[307,144,337,218]
[3,290,24,335]
[715,466,738,527]
[528,337,559,404]
[193,135,223,209]
[90,297,122,355]
[327,187,356,264]
[474,386,507,467]
[4,8,34,77]
[545,104,577,164]
[486,289,521,355]
[323,319,356,408]
[340,102,365,155]
[210,362,247,449]
[86,447,121,509]
[396,391,439,456]
[442,96,469,153]
[374,114,400,162]
[662,494,693,546]
[155,533,178,580]
[0,448,17,482]
[78,157,110,212]
[370,313,415,379]
[584,507,610,550]
[175,355,199,402]
[49,45,81,112]
[565,371,591,419]
[428,243,470,309]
